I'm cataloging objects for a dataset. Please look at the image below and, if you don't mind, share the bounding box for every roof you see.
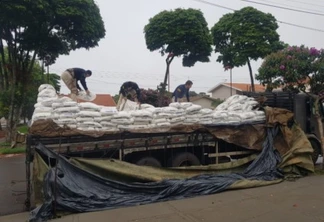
[190,95,219,102]
[208,83,265,93]
[64,94,116,107]
[79,94,116,107]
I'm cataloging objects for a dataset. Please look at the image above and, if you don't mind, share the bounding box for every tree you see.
[0,0,105,142]
[211,98,224,108]
[0,59,60,127]
[112,89,171,108]
[211,7,284,92]
[189,91,198,97]
[144,8,212,101]
[256,45,324,168]
[22,72,61,123]
[140,89,171,107]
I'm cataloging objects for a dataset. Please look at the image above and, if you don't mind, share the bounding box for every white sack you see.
[179,102,193,109]
[52,101,78,108]
[32,112,52,120]
[131,110,153,118]
[122,100,140,111]
[78,102,101,111]
[111,118,134,125]
[113,111,132,119]
[54,106,80,113]
[34,107,53,113]
[100,107,118,116]
[38,88,57,98]
[38,84,55,92]
[77,111,101,117]
[186,104,202,113]
[76,117,94,122]
[59,112,77,118]
[140,104,155,109]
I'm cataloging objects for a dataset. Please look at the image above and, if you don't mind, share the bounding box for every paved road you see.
[0,153,322,218]
[2,175,324,222]
[0,155,26,216]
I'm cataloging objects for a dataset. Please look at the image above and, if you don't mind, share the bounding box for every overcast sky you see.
[50,0,324,95]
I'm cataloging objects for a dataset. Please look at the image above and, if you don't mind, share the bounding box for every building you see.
[208,83,265,100]
[190,96,220,109]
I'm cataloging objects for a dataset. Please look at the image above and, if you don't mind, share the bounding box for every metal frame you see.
[24,131,255,210]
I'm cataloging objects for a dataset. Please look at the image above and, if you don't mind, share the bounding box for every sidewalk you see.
[1,175,324,222]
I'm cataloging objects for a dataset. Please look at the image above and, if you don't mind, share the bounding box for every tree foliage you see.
[0,0,105,142]
[140,89,171,107]
[144,8,212,67]
[0,0,106,67]
[113,89,171,108]
[144,8,212,98]
[189,91,198,97]
[211,7,283,92]
[211,98,224,108]
[0,61,61,122]
[256,45,324,94]
[256,45,324,168]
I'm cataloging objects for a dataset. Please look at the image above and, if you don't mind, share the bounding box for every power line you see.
[190,0,235,11]
[187,0,324,33]
[87,78,215,90]
[259,0,324,13]
[241,0,324,16]
[277,21,324,33]
[282,0,324,8]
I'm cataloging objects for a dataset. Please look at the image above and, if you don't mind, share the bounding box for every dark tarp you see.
[29,127,284,222]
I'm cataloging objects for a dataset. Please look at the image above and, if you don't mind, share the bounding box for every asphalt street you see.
[0,154,26,216]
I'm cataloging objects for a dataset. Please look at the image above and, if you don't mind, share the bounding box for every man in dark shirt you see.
[172,80,193,102]
[61,68,92,101]
[117,81,141,111]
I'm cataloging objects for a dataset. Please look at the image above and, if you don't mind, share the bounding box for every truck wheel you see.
[310,140,320,164]
[170,152,200,167]
[135,157,161,167]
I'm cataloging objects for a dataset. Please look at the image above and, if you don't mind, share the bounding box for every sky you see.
[50,0,324,95]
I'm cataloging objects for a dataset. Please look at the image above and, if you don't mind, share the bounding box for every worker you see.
[172,80,193,102]
[116,81,141,111]
[61,68,92,101]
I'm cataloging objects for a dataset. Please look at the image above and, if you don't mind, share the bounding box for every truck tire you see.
[310,139,320,164]
[135,157,161,167]
[170,152,200,167]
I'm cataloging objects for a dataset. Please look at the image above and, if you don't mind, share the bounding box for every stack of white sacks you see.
[31,84,266,132]
[32,84,58,123]
[212,95,266,125]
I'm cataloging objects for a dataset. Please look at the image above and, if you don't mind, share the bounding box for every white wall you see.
[211,86,239,100]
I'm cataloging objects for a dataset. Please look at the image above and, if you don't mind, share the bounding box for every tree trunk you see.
[7,99,23,147]
[163,56,174,91]
[7,87,16,143]
[247,59,255,92]
[0,40,8,90]
[163,63,170,91]
[159,55,174,107]
[41,60,45,82]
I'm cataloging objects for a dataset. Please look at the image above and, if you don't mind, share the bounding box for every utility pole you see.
[224,65,233,97]
[230,68,233,96]
[44,55,51,84]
